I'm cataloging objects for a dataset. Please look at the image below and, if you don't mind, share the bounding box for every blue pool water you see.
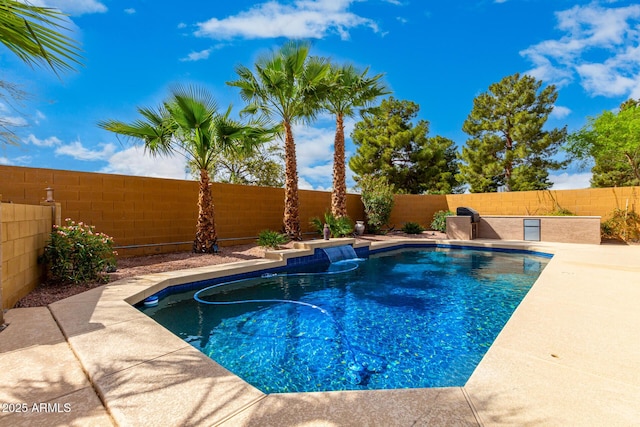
[140,247,549,393]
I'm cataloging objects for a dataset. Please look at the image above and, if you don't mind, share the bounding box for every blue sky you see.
[2,0,640,191]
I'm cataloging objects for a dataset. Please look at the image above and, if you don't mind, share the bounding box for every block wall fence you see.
[0,201,56,310]
[1,165,640,310]
[0,165,366,257]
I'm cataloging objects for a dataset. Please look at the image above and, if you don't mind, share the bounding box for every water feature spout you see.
[322,245,359,263]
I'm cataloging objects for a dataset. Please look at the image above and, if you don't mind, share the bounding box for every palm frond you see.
[0,0,82,74]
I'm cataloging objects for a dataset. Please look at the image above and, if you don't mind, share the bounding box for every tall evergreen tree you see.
[459,73,567,192]
[349,97,461,194]
[566,98,640,187]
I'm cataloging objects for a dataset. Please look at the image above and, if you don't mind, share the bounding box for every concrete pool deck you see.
[1,239,639,426]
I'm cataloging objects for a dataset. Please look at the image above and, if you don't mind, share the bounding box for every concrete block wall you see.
[0,166,365,256]
[445,187,640,220]
[1,202,53,309]
[2,165,639,256]
[389,194,448,229]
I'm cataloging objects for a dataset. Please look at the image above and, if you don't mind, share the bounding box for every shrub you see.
[601,208,640,242]
[546,208,576,216]
[257,229,289,249]
[401,222,425,234]
[430,210,454,232]
[358,175,395,234]
[40,219,117,285]
[310,212,354,237]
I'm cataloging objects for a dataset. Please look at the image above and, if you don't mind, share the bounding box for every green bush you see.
[401,222,425,234]
[546,208,576,216]
[601,208,640,242]
[358,175,395,234]
[310,212,354,237]
[430,210,454,232]
[40,219,117,285]
[257,229,289,249]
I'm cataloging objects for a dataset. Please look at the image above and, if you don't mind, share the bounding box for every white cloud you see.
[24,134,62,147]
[34,111,46,125]
[195,0,379,41]
[294,123,335,166]
[549,172,592,190]
[124,8,135,14]
[521,2,640,98]
[180,48,212,62]
[290,117,357,190]
[550,105,571,119]
[101,146,189,179]
[0,155,30,166]
[0,115,27,127]
[0,102,27,127]
[37,0,107,15]
[55,141,117,161]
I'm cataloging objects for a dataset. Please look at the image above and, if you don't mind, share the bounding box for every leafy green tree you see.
[189,141,284,187]
[228,41,331,239]
[323,64,387,217]
[566,99,640,187]
[459,73,567,192]
[99,85,275,253]
[349,97,461,194]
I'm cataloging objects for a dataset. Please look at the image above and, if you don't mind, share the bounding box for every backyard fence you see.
[2,164,640,310]
[0,199,59,310]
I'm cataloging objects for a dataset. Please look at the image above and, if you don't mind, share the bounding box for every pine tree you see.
[349,97,461,194]
[459,73,567,192]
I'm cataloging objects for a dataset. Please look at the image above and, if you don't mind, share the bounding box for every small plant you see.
[545,208,576,216]
[358,175,395,234]
[601,208,640,242]
[310,212,354,237]
[40,219,117,285]
[257,229,289,249]
[401,222,425,234]
[430,210,454,232]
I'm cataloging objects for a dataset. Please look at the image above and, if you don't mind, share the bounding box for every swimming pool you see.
[140,246,549,393]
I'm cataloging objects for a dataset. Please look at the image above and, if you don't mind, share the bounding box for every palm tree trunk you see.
[331,114,348,217]
[193,169,218,253]
[283,122,301,239]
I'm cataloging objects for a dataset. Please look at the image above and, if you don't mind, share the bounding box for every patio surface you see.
[1,238,639,426]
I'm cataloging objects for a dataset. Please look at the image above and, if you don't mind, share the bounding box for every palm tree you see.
[0,0,81,326]
[0,0,81,74]
[99,85,275,253]
[227,41,331,239]
[323,64,387,217]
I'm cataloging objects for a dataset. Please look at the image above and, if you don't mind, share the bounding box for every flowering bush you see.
[40,219,117,284]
